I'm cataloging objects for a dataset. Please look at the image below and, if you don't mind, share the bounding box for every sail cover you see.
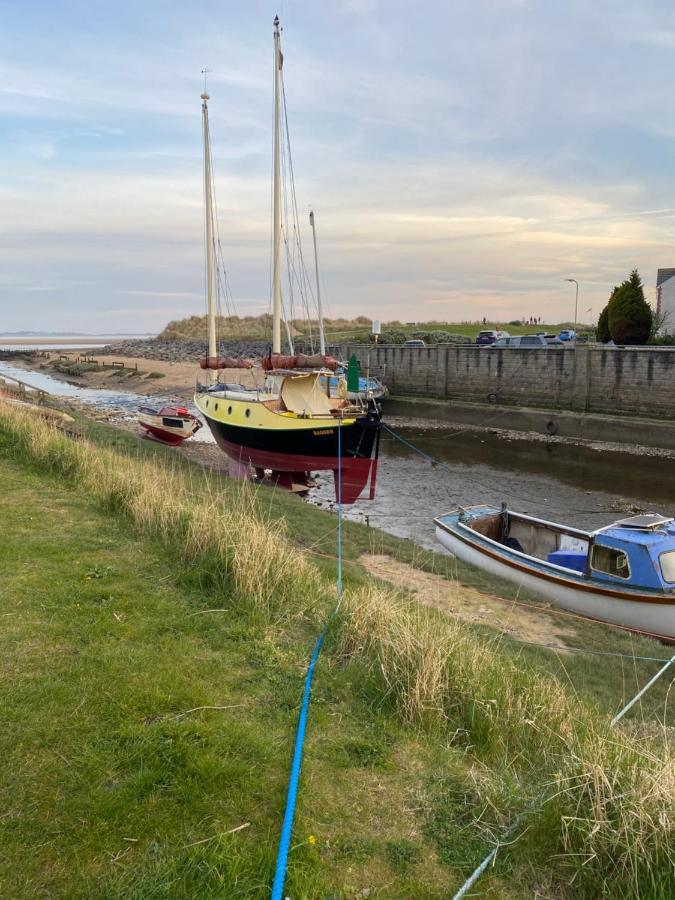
[280,373,333,416]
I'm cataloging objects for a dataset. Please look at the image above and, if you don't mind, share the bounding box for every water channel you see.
[2,359,673,551]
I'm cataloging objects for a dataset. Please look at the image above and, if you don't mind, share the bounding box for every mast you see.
[272,15,282,353]
[202,90,217,384]
[309,209,326,355]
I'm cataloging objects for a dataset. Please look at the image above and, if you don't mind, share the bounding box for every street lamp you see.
[565,278,579,335]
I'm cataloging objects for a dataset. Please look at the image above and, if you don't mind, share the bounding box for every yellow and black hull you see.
[194,390,380,503]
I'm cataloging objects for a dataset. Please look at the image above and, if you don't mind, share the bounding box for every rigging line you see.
[278,95,300,339]
[610,655,675,725]
[270,422,344,900]
[202,107,211,327]
[204,111,237,351]
[207,123,234,320]
[280,72,317,343]
[378,429,625,517]
[452,655,675,899]
[499,636,672,665]
[302,545,668,640]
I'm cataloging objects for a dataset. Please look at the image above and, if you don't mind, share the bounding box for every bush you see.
[372,330,407,344]
[608,270,653,345]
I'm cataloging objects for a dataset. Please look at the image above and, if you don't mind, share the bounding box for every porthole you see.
[245,408,251,418]
[227,405,233,415]
[205,399,209,408]
[214,402,219,412]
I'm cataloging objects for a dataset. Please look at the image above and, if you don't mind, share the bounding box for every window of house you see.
[659,550,675,582]
[590,544,630,579]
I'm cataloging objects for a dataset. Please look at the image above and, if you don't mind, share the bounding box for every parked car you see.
[558,329,576,342]
[476,330,509,346]
[494,334,550,349]
[403,339,426,348]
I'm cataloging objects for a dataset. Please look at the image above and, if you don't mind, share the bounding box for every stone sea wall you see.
[98,338,271,362]
[336,343,675,419]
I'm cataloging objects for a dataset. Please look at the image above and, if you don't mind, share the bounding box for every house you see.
[656,268,675,332]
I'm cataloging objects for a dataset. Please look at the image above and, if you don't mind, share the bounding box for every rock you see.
[97,338,273,364]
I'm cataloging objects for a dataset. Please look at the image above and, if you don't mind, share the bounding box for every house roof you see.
[656,268,675,287]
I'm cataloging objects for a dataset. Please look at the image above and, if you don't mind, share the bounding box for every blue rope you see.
[270,423,344,900]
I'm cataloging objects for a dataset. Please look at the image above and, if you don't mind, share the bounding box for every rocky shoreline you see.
[97,338,273,363]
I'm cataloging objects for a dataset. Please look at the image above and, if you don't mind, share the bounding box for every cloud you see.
[0,2,672,331]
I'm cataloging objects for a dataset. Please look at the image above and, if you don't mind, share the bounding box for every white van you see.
[494,334,549,349]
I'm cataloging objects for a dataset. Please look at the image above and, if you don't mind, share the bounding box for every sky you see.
[2,0,675,333]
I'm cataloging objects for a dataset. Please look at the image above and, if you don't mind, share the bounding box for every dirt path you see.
[360,553,576,647]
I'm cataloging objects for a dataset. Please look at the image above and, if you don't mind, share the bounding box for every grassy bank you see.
[0,403,672,897]
[158,314,579,344]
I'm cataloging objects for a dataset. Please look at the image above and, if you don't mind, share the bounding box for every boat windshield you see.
[590,543,630,579]
[659,550,675,583]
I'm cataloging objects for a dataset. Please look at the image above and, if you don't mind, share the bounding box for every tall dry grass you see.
[337,583,674,892]
[0,403,324,625]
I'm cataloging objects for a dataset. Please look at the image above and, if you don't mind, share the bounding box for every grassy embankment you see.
[159,315,580,345]
[0,403,672,898]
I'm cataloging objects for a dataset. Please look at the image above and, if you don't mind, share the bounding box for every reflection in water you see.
[309,426,675,551]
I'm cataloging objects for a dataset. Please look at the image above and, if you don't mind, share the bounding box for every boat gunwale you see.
[433,511,675,605]
[195,392,362,429]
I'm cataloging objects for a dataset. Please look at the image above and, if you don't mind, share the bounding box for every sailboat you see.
[193,17,381,504]
[138,404,202,445]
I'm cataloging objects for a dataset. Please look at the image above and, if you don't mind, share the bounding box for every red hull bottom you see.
[215,437,377,504]
[139,423,189,446]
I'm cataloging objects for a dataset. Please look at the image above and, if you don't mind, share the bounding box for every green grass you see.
[0,458,473,898]
[158,314,592,344]
[0,405,672,897]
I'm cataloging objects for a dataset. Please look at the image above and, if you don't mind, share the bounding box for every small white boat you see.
[138,405,202,445]
[434,505,675,641]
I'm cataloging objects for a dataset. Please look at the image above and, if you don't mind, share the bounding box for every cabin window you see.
[227,406,232,415]
[659,550,675,582]
[245,409,251,418]
[214,402,219,412]
[162,417,183,429]
[590,543,630,579]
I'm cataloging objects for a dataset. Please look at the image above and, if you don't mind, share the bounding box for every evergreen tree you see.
[608,269,653,345]
[596,291,614,342]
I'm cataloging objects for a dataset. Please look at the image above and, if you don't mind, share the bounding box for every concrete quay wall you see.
[337,344,675,419]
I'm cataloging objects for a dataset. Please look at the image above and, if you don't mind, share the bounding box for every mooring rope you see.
[270,423,344,900]
[451,653,675,898]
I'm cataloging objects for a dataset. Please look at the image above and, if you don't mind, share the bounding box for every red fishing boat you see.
[138,405,202,445]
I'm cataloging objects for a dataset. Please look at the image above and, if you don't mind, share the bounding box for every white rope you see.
[451,654,675,898]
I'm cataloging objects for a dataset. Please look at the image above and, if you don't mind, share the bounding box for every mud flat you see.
[5,350,265,402]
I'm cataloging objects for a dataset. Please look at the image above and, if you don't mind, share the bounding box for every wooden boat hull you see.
[435,514,675,642]
[196,391,380,504]
[138,407,202,446]
[139,421,191,445]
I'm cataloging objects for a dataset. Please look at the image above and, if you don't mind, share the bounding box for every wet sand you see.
[0,337,112,346]
[8,351,265,401]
